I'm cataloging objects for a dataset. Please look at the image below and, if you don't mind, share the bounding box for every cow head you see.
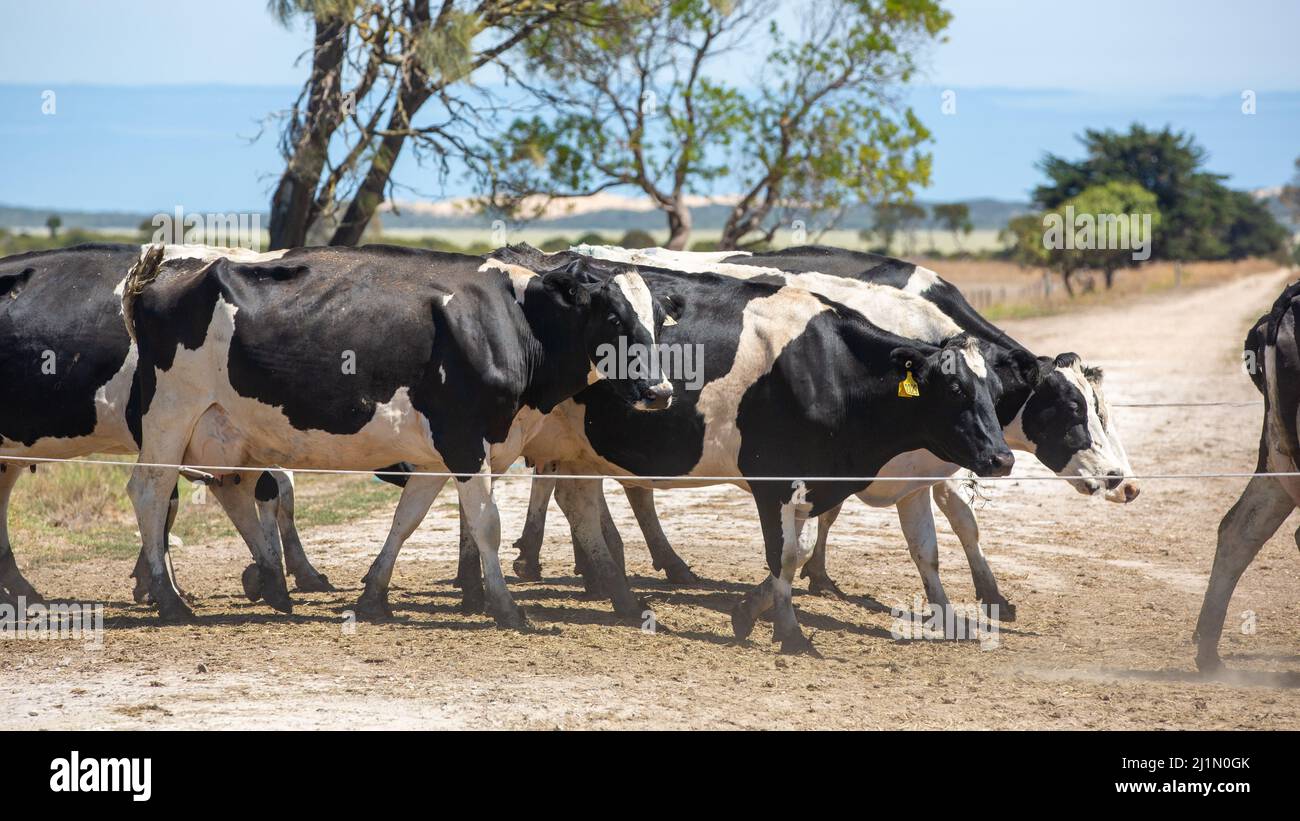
[533,263,676,411]
[893,335,1015,478]
[1013,353,1138,503]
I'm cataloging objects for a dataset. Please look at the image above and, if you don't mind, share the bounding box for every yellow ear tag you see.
[898,370,920,398]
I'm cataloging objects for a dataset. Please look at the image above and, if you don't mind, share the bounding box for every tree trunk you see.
[329,85,431,247]
[268,17,347,250]
[664,202,692,251]
[1104,266,1116,289]
[1061,269,1076,297]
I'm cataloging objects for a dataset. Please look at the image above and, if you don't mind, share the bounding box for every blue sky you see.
[1,0,1298,211]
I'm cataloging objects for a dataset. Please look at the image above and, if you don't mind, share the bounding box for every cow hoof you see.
[1195,650,1224,674]
[492,606,529,631]
[354,590,392,622]
[982,599,1016,622]
[459,585,486,615]
[662,562,700,586]
[512,555,543,582]
[131,576,153,605]
[778,634,821,658]
[256,567,293,614]
[807,575,847,600]
[240,564,263,602]
[292,572,334,593]
[730,599,758,641]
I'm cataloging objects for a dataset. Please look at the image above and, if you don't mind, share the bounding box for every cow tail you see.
[123,244,165,342]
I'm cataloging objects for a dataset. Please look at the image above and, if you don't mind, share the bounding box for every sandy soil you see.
[4,269,1299,729]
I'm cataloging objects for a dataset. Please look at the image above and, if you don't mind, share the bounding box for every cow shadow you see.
[1099,666,1300,689]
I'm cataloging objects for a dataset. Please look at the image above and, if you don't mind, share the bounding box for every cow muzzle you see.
[635,380,674,411]
[973,449,1015,478]
[1104,471,1141,503]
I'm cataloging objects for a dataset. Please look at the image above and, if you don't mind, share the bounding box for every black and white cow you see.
[480,245,1017,654]
[513,243,1137,619]
[0,243,329,609]
[1195,280,1300,671]
[121,243,674,625]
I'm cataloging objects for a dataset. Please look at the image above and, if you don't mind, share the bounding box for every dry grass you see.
[6,462,402,567]
[907,256,1288,320]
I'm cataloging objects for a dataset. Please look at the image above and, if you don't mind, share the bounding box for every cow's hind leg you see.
[456,501,485,614]
[212,471,293,614]
[931,480,1014,621]
[130,482,182,605]
[897,488,971,639]
[799,502,846,599]
[511,462,557,581]
[1194,474,1294,672]
[263,471,333,593]
[127,462,191,622]
[0,464,42,606]
[357,474,448,621]
[623,485,699,584]
[459,470,527,629]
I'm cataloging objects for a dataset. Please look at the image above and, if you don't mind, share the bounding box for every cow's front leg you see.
[127,462,192,622]
[1194,474,1294,671]
[265,471,333,593]
[459,470,527,629]
[554,478,645,621]
[511,462,557,581]
[931,480,1014,621]
[896,488,962,638]
[623,485,699,584]
[770,489,818,656]
[799,502,845,599]
[0,463,42,606]
[356,474,448,621]
[732,487,819,656]
[212,471,293,614]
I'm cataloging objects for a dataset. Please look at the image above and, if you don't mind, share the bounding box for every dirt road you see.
[3,269,1298,729]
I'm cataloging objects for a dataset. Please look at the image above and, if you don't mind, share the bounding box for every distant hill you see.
[3,191,1292,238]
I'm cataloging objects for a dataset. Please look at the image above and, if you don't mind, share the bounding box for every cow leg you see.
[456,501,485,614]
[511,462,557,582]
[931,480,1015,621]
[554,478,644,620]
[0,464,42,606]
[799,502,846,599]
[1194,475,1294,671]
[732,488,819,655]
[458,470,527,629]
[211,472,293,614]
[127,461,192,622]
[623,485,699,584]
[897,488,963,637]
[267,471,333,593]
[130,482,181,605]
[356,474,448,621]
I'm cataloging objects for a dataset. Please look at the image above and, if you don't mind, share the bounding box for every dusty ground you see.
[4,269,1299,729]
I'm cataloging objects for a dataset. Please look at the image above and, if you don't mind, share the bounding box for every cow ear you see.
[890,346,930,377]
[541,271,588,307]
[1010,348,1041,385]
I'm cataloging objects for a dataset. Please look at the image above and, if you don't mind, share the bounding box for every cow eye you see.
[607,313,621,327]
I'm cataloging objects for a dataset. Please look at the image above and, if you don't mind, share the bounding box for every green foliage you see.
[1034,124,1287,261]
[931,202,972,249]
[45,214,62,239]
[483,0,949,249]
[618,228,658,249]
[866,200,926,252]
[539,235,573,252]
[574,231,611,247]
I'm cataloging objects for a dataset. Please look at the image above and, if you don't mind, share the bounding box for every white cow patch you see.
[613,271,657,339]
[903,266,940,296]
[480,260,536,304]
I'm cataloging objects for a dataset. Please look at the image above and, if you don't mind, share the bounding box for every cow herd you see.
[0,239,1282,664]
